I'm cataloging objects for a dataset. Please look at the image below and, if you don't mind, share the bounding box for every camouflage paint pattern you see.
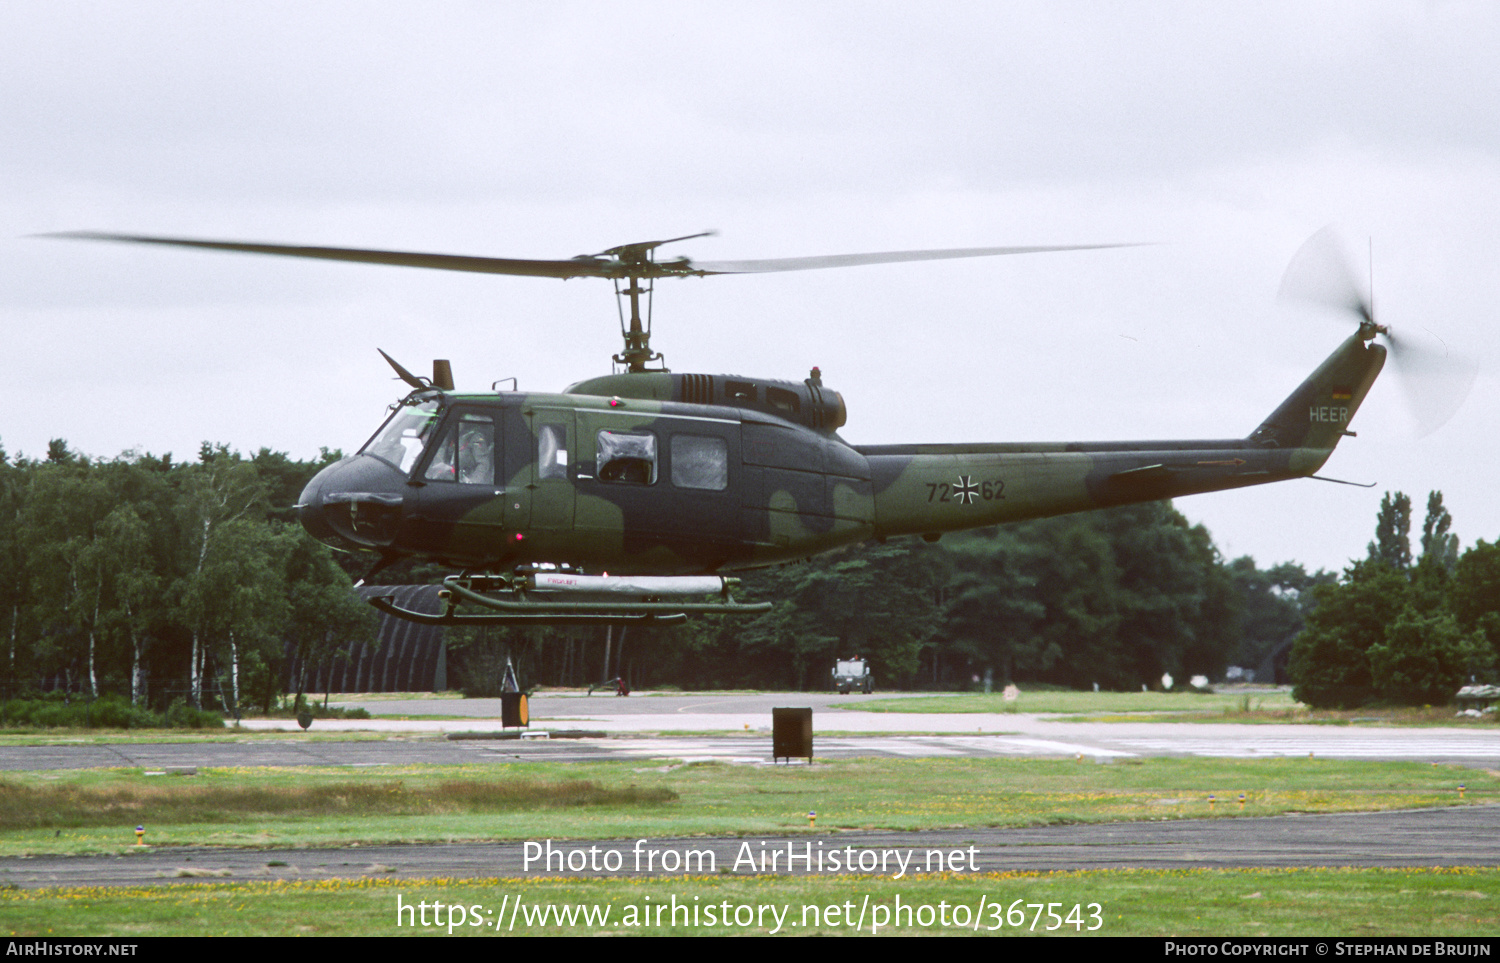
[299,331,1385,576]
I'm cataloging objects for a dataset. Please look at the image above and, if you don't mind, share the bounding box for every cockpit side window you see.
[538,424,568,480]
[361,401,442,474]
[596,430,657,485]
[423,412,497,485]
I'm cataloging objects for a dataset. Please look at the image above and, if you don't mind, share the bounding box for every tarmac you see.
[214,690,1500,765]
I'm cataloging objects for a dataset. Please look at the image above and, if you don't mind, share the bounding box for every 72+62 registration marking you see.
[927,475,1004,505]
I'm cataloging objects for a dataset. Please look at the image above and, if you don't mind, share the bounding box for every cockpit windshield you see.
[361,400,442,474]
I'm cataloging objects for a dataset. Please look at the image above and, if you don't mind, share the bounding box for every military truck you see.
[832,658,873,695]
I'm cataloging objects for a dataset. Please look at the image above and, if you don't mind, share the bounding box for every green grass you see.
[0,773,675,829]
[843,689,1498,727]
[320,691,465,702]
[0,757,1490,857]
[0,729,406,746]
[2,868,1497,936]
[843,689,1302,715]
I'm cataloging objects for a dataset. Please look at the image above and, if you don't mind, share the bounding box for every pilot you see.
[600,456,651,484]
[457,426,494,485]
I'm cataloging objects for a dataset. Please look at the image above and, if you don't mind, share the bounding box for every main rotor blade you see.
[42,231,618,279]
[689,243,1141,275]
[45,232,1141,281]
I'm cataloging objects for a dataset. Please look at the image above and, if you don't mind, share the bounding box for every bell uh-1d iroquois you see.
[51,227,1440,626]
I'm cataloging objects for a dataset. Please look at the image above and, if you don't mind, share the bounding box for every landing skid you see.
[369,571,772,626]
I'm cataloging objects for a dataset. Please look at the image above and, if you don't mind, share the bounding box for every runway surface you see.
[1,808,1494,889]
[2,691,1496,769]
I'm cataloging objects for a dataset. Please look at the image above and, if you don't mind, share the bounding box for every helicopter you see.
[51,228,1413,627]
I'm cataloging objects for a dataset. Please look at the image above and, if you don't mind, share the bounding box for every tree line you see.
[1289,491,1500,707]
[8,436,1490,704]
[0,440,374,713]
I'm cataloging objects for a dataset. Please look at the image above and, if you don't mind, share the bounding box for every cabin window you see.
[671,434,728,491]
[596,430,657,485]
[362,400,441,474]
[537,424,568,480]
[423,413,496,485]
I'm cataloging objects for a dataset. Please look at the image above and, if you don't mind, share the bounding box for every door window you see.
[596,430,657,485]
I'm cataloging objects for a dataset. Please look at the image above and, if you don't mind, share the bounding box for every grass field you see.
[846,688,1498,726]
[3,868,1497,936]
[0,756,1489,857]
[839,688,1300,714]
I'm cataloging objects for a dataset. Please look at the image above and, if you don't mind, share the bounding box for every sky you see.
[3,1,1496,575]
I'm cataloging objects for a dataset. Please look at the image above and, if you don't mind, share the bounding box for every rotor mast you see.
[599,232,712,373]
[613,276,658,372]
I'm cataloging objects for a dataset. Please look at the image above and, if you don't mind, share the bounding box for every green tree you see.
[1289,560,1410,708]
[174,447,268,705]
[1021,514,1122,688]
[1100,503,1239,686]
[178,519,289,715]
[0,444,30,684]
[731,542,941,689]
[1419,491,1459,573]
[1448,539,1500,676]
[1368,608,1486,705]
[18,456,116,692]
[1292,490,1494,707]
[1367,491,1412,571]
[940,528,1050,684]
[1228,558,1331,675]
[283,529,377,710]
[93,505,160,704]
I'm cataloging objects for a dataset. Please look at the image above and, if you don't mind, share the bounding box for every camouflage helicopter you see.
[54,228,1423,626]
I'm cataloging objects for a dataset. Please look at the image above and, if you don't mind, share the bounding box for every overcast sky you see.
[3,1,1496,574]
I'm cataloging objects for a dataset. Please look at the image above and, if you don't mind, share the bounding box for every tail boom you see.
[859,332,1385,539]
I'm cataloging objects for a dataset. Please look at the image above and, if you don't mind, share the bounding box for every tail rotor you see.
[1278,227,1477,438]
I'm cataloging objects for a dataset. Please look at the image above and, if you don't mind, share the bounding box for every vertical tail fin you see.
[1248,332,1386,450]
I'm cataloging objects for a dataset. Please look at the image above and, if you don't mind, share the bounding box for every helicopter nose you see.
[297,454,407,549]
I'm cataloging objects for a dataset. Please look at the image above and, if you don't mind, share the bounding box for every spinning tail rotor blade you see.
[1278,227,1476,437]
[1277,226,1373,324]
[1383,328,1479,439]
